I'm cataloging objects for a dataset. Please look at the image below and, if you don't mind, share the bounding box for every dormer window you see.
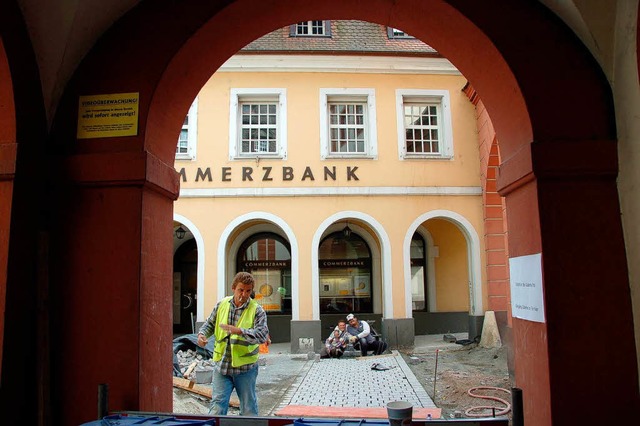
[388,27,415,39]
[290,21,331,37]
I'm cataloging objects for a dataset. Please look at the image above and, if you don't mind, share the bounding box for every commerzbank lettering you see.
[245,261,288,267]
[178,166,359,183]
[321,260,366,267]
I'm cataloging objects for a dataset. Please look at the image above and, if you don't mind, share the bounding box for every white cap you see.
[346,313,355,321]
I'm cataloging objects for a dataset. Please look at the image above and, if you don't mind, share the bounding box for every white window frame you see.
[175,98,198,161]
[396,89,453,160]
[295,21,327,36]
[388,27,415,39]
[229,88,287,160]
[320,88,378,159]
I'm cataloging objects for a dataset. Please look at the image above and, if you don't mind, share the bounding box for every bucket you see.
[386,400,413,426]
[194,368,213,384]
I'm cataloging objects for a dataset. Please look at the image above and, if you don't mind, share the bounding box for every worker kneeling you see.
[346,313,387,357]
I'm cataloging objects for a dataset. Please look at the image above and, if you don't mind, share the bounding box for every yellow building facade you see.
[173,21,487,351]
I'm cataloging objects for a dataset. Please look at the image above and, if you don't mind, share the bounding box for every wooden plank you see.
[173,376,212,398]
[172,376,239,407]
[183,361,197,378]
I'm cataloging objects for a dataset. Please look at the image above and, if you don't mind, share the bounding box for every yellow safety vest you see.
[213,296,260,367]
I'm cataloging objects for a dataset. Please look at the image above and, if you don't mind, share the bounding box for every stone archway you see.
[27,1,638,424]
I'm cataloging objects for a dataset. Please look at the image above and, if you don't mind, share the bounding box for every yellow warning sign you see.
[77,92,139,139]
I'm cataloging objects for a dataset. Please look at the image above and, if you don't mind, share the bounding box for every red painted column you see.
[0,8,50,421]
[0,38,16,376]
[49,151,179,425]
[0,147,13,377]
[499,140,640,425]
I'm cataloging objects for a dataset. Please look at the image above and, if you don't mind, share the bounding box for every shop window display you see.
[318,231,373,314]
[237,233,291,314]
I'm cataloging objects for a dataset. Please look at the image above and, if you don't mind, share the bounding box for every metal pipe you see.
[433,349,439,403]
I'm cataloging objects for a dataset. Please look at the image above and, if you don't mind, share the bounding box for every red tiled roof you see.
[241,20,438,56]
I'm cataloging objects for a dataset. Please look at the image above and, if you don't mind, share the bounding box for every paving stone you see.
[279,351,435,409]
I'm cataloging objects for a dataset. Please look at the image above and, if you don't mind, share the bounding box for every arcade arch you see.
[313,212,393,321]
[236,231,293,318]
[317,219,385,317]
[173,214,206,328]
[217,211,300,319]
[172,238,198,334]
[410,227,437,313]
[404,210,483,335]
[405,210,483,317]
[1,1,635,425]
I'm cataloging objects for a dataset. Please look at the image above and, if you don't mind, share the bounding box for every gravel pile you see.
[176,349,216,383]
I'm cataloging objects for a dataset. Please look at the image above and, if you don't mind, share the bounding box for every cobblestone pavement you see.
[274,351,435,412]
[174,339,449,417]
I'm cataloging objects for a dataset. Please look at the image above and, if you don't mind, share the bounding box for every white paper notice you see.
[509,253,545,323]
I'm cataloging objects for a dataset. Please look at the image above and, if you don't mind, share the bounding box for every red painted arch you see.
[54,0,615,174]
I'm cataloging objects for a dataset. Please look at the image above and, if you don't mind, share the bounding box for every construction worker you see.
[197,272,270,415]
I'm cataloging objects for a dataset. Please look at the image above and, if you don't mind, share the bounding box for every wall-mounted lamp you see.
[342,221,352,238]
[175,226,186,240]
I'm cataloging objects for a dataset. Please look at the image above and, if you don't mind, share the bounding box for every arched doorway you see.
[35,1,638,424]
[173,238,198,334]
[314,217,388,346]
[319,229,373,315]
[411,221,471,334]
[218,213,299,343]
[406,212,483,338]
[409,231,431,312]
[236,232,292,317]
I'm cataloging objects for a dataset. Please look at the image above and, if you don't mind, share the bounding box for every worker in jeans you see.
[346,313,387,356]
[197,272,270,416]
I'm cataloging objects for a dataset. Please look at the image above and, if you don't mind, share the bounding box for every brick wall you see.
[463,83,511,325]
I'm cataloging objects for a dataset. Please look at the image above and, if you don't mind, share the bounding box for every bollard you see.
[387,400,413,426]
[512,387,524,426]
[97,383,108,420]
[433,349,439,403]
